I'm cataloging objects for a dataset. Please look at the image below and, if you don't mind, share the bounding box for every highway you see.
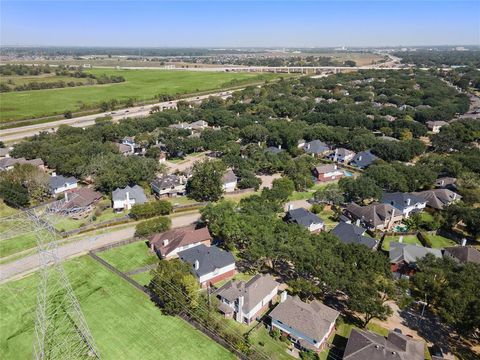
[1,90,235,143]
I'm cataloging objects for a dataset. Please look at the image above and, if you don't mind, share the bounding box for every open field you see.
[97,240,157,273]
[0,69,281,123]
[1,74,92,86]
[0,256,235,360]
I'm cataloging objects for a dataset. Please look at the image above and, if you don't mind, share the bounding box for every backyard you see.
[0,255,235,360]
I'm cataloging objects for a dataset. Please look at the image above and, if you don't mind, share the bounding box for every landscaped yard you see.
[381,235,422,251]
[425,234,457,248]
[0,256,234,360]
[248,326,294,360]
[1,69,281,123]
[288,181,339,201]
[96,240,158,273]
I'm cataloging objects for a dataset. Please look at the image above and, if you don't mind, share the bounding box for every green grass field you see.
[425,235,457,248]
[0,69,281,123]
[1,74,92,86]
[97,240,158,273]
[381,235,422,251]
[0,256,234,360]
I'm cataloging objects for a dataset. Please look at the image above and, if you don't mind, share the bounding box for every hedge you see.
[130,200,173,220]
[135,216,171,237]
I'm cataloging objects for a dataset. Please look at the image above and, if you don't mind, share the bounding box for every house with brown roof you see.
[269,294,339,352]
[345,202,403,231]
[414,189,461,210]
[148,226,212,259]
[426,121,448,134]
[214,274,279,324]
[343,328,424,360]
[312,164,344,182]
[51,188,102,218]
[0,157,45,171]
[444,246,480,265]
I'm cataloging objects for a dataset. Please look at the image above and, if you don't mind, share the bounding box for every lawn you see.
[381,235,422,251]
[425,235,457,248]
[0,256,234,360]
[248,326,294,360]
[318,208,339,231]
[96,240,158,273]
[0,69,281,123]
[288,181,338,201]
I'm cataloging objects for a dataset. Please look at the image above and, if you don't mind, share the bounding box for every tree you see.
[313,183,344,205]
[134,216,171,237]
[149,259,200,316]
[339,176,382,204]
[240,124,269,144]
[263,177,295,203]
[186,160,226,202]
[0,181,29,208]
[64,110,73,119]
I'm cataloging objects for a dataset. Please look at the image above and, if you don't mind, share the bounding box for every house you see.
[444,246,480,265]
[343,328,424,360]
[49,174,78,195]
[382,192,427,218]
[0,147,10,158]
[222,169,238,193]
[389,242,442,275]
[426,121,448,133]
[168,122,191,130]
[214,274,279,324]
[264,146,284,155]
[285,208,324,232]
[312,164,344,182]
[0,157,45,171]
[326,148,356,164]
[115,143,134,156]
[349,150,378,169]
[269,294,339,352]
[345,202,403,231]
[331,222,379,250]
[297,139,306,148]
[189,120,209,131]
[178,244,236,288]
[414,189,461,210]
[303,140,330,157]
[148,226,212,259]
[50,188,102,218]
[112,185,147,211]
[435,177,457,190]
[122,137,145,155]
[151,174,186,198]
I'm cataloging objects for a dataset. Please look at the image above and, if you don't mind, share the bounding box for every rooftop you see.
[178,244,235,277]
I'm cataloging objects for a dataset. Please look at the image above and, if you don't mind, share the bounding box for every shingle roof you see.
[313,164,339,174]
[331,222,378,250]
[49,175,77,191]
[346,202,400,228]
[112,185,147,204]
[149,226,212,258]
[115,143,132,154]
[269,295,339,343]
[350,150,377,168]
[286,208,324,228]
[389,242,443,265]
[60,188,102,209]
[328,148,355,158]
[214,274,279,313]
[178,244,235,277]
[414,189,461,210]
[151,175,184,191]
[304,140,330,155]
[444,246,480,264]
[0,157,44,170]
[222,169,238,184]
[264,146,284,154]
[343,328,424,360]
[435,177,456,188]
[382,192,426,209]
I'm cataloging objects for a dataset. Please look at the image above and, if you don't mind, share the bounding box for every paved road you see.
[0,212,201,283]
[1,91,234,143]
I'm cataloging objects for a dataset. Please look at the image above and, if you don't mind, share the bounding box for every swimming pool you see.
[343,170,353,177]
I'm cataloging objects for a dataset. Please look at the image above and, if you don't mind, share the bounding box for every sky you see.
[1,1,479,48]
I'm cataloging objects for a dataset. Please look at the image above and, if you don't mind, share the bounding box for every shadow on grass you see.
[328,334,347,360]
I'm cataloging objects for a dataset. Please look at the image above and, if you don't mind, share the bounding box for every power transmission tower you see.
[27,209,101,360]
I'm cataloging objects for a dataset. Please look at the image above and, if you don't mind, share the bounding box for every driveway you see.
[0,212,200,283]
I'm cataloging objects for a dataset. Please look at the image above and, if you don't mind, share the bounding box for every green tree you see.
[0,181,29,208]
[339,176,382,204]
[186,160,226,202]
[135,216,171,237]
[313,183,345,205]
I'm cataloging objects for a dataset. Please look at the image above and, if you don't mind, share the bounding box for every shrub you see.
[130,201,173,220]
[310,203,324,214]
[135,216,171,237]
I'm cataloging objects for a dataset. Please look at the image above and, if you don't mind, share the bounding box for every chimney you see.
[52,171,57,177]
[355,219,361,227]
[64,191,68,203]
[126,191,130,203]
[461,238,467,247]
[235,296,244,322]
[288,203,294,211]
[163,239,169,247]
[194,260,199,270]
[399,236,404,243]
[406,198,411,206]
[278,144,282,149]
[280,291,287,303]
[358,155,362,161]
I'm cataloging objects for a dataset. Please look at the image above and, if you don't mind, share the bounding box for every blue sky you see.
[1,1,479,47]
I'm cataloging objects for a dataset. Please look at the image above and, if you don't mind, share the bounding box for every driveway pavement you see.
[0,212,200,283]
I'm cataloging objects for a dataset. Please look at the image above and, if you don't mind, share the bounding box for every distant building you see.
[326,148,356,164]
[122,137,145,155]
[285,208,324,232]
[345,202,402,231]
[343,328,424,360]
[222,169,238,193]
[264,146,284,155]
[382,192,427,218]
[426,121,448,134]
[331,222,379,250]
[435,177,457,190]
[49,174,78,195]
[312,164,344,182]
[414,189,461,210]
[350,150,378,169]
[149,226,212,259]
[214,274,279,324]
[389,242,442,275]
[115,143,134,156]
[269,294,339,352]
[50,188,102,218]
[303,140,330,157]
[112,185,147,211]
[178,244,236,288]
[444,246,480,265]
[0,157,45,171]
[151,174,186,198]
[0,147,11,158]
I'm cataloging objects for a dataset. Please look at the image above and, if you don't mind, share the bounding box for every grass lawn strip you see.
[96,240,157,273]
[381,235,422,251]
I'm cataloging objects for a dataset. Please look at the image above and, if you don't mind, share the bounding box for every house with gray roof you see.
[112,185,147,211]
[214,274,279,324]
[414,189,461,210]
[331,222,379,250]
[345,202,403,231]
[264,146,284,155]
[178,244,236,288]
[435,177,457,190]
[285,208,324,232]
[326,148,356,164]
[444,246,480,265]
[426,121,448,133]
[350,150,378,169]
[389,242,442,275]
[49,175,78,195]
[269,294,339,352]
[343,328,424,360]
[303,140,330,157]
[222,169,238,193]
[0,157,45,171]
[151,174,186,197]
[382,192,427,218]
[0,147,11,158]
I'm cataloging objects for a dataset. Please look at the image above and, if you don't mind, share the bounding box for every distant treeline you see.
[395,50,480,68]
[202,55,356,67]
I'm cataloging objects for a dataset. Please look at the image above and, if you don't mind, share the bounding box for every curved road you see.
[0,211,200,283]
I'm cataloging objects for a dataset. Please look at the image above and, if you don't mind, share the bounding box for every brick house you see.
[312,164,344,182]
[148,226,212,259]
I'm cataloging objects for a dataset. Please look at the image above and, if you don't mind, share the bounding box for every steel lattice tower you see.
[27,209,101,360]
